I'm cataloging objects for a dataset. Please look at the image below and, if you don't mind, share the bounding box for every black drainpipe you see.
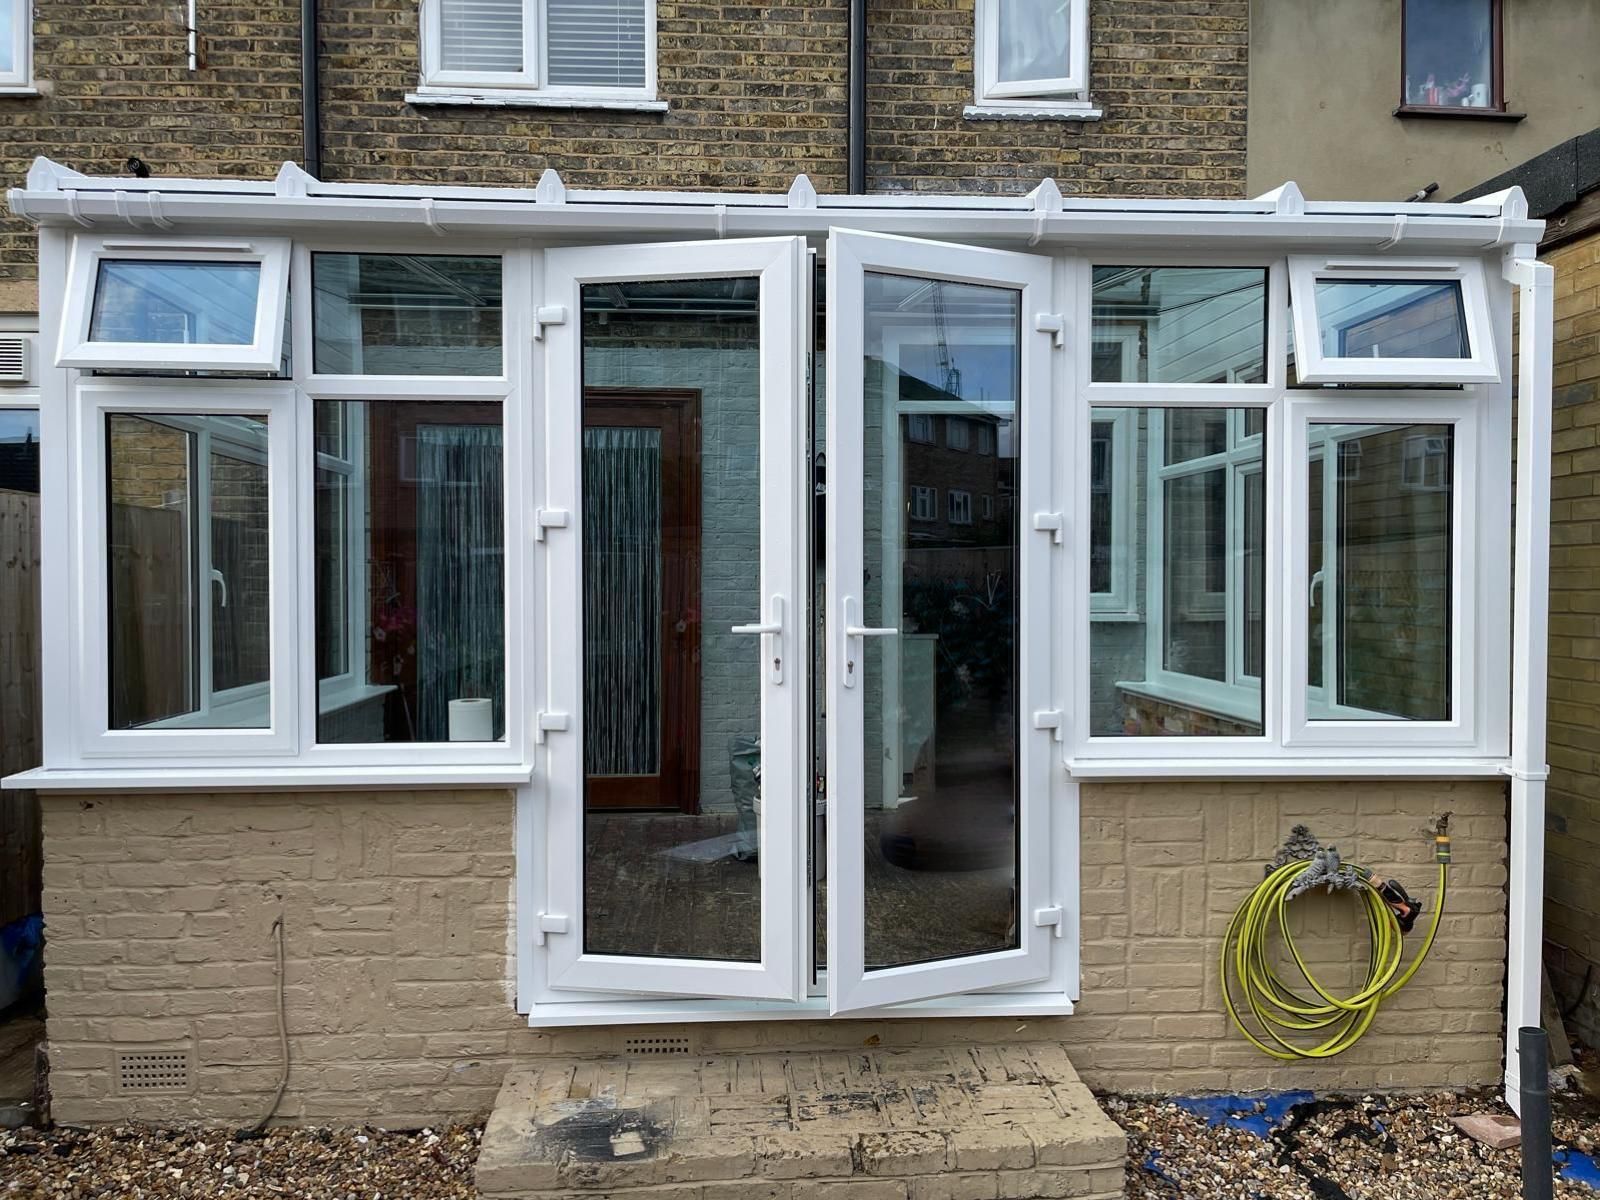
[847,0,865,193]
[302,0,322,179]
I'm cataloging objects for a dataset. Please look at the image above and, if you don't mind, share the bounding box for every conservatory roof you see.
[8,157,1544,251]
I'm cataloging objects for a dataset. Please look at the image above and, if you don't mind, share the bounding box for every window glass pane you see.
[1089,418,1114,593]
[547,0,647,87]
[860,271,1020,968]
[1308,423,1453,721]
[107,414,271,730]
[1089,408,1265,736]
[0,2,15,75]
[90,261,261,345]
[1091,267,1268,383]
[0,410,41,781]
[1404,0,1494,108]
[1313,279,1468,360]
[314,401,505,743]
[577,277,763,963]
[439,0,524,73]
[312,254,503,376]
[998,0,1070,84]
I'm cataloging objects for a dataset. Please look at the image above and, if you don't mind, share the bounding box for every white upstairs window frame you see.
[72,381,299,760]
[825,227,1060,1015]
[1287,255,1499,385]
[534,235,809,1004]
[418,0,659,103]
[975,0,1090,104]
[56,235,291,374]
[1,0,31,91]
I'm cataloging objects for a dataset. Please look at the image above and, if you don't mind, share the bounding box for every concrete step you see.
[476,1041,1126,1199]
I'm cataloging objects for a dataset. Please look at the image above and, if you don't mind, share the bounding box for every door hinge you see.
[1032,512,1064,545]
[535,507,570,542]
[1032,710,1065,743]
[1034,313,1067,348]
[536,711,570,743]
[533,305,567,340]
[1033,906,1065,938]
[534,912,569,945]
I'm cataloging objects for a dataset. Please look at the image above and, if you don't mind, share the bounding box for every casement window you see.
[1287,257,1498,384]
[906,413,937,444]
[419,0,657,103]
[0,0,30,91]
[909,484,938,521]
[973,0,1091,114]
[56,237,291,373]
[1401,0,1503,113]
[946,418,971,451]
[947,488,974,525]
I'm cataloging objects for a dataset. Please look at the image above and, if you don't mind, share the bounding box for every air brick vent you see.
[622,1035,693,1057]
[0,335,29,384]
[116,1049,192,1092]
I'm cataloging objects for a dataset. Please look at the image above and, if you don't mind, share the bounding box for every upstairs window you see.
[0,0,30,90]
[1402,0,1502,113]
[974,0,1090,111]
[422,0,656,100]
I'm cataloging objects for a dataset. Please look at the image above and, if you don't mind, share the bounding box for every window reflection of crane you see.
[931,280,962,398]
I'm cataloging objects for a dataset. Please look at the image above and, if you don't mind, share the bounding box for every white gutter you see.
[1502,250,1555,1114]
[6,159,1544,251]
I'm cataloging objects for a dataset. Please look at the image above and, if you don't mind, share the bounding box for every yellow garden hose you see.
[1222,830,1451,1060]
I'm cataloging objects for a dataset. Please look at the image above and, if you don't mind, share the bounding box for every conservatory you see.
[2,159,1555,1115]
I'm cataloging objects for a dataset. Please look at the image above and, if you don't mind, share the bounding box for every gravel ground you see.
[1110,1084,1600,1200]
[1,1085,1597,1199]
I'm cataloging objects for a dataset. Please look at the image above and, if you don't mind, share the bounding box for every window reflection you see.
[1091,267,1268,384]
[312,254,503,376]
[90,261,261,346]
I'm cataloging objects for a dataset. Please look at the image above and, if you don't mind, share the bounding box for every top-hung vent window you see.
[1287,257,1499,385]
[975,0,1089,104]
[424,0,654,98]
[57,237,291,373]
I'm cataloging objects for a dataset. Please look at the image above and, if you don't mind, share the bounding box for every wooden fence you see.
[0,489,40,929]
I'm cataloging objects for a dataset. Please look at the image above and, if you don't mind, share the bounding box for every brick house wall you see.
[0,0,1249,312]
[1545,223,1600,1049]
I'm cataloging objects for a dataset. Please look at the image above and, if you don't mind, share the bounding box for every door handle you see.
[1309,568,1325,607]
[841,595,897,690]
[732,595,785,685]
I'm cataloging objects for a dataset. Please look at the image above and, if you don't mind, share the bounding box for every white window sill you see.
[964,102,1103,122]
[1,764,533,791]
[406,90,668,113]
[0,87,40,98]
[1064,757,1512,779]
[523,990,1074,1026]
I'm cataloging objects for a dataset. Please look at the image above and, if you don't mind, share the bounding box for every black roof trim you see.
[1454,127,1600,218]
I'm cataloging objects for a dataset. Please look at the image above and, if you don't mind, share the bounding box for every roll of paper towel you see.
[449,697,494,741]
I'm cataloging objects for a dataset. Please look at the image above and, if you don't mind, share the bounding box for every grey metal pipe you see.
[1520,1025,1553,1200]
[847,0,865,193]
[302,0,322,179]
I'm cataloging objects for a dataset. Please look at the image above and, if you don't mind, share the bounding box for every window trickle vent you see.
[116,1049,191,1093]
[0,335,29,385]
[622,1035,693,1057]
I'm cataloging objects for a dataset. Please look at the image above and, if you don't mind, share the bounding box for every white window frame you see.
[56,236,291,374]
[975,0,1090,103]
[73,382,299,759]
[947,487,974,524]
[417,0,659,104]
[1287,255,1499,385]
[1286,395,1503,751]
[0,0,31,91]
[826,227,1063,1015]
[532,235,809,1004]
[1088,406,1136,620]
[909,484,938,521]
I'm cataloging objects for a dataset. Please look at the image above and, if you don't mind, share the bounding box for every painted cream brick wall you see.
[39,779,1506,1126]
[1544,227,1600,1048]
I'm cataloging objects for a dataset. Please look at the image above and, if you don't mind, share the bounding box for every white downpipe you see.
[187,0,198,71]
[1503,252,1554,1114]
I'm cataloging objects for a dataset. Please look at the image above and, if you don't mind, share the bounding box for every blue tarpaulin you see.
[0,913,43,1011]
[1170,1091,1318,1138]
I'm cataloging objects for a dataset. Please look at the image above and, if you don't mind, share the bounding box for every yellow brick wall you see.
[1545,227,1600,1048]
[40,779,1507,1127]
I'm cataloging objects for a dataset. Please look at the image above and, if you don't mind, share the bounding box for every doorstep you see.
[476,1042,1126,1199]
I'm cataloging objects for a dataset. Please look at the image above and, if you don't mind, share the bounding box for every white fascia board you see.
[2,764,535,791]
[3,190,1547,253]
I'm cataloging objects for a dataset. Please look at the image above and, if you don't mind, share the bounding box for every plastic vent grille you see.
[0,336,27,384]
[622,1035,693,1057]
[116,1050,191,1092]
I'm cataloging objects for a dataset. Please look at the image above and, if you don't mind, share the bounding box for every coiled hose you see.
[1221,832,1450,1060]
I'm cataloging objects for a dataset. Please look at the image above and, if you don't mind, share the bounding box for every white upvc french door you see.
[539,237,809,1001]
[824,229,1059,1014]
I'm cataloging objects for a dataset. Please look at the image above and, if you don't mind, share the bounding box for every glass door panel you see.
[825,230,1057,1014]
[541,238,807,1001]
